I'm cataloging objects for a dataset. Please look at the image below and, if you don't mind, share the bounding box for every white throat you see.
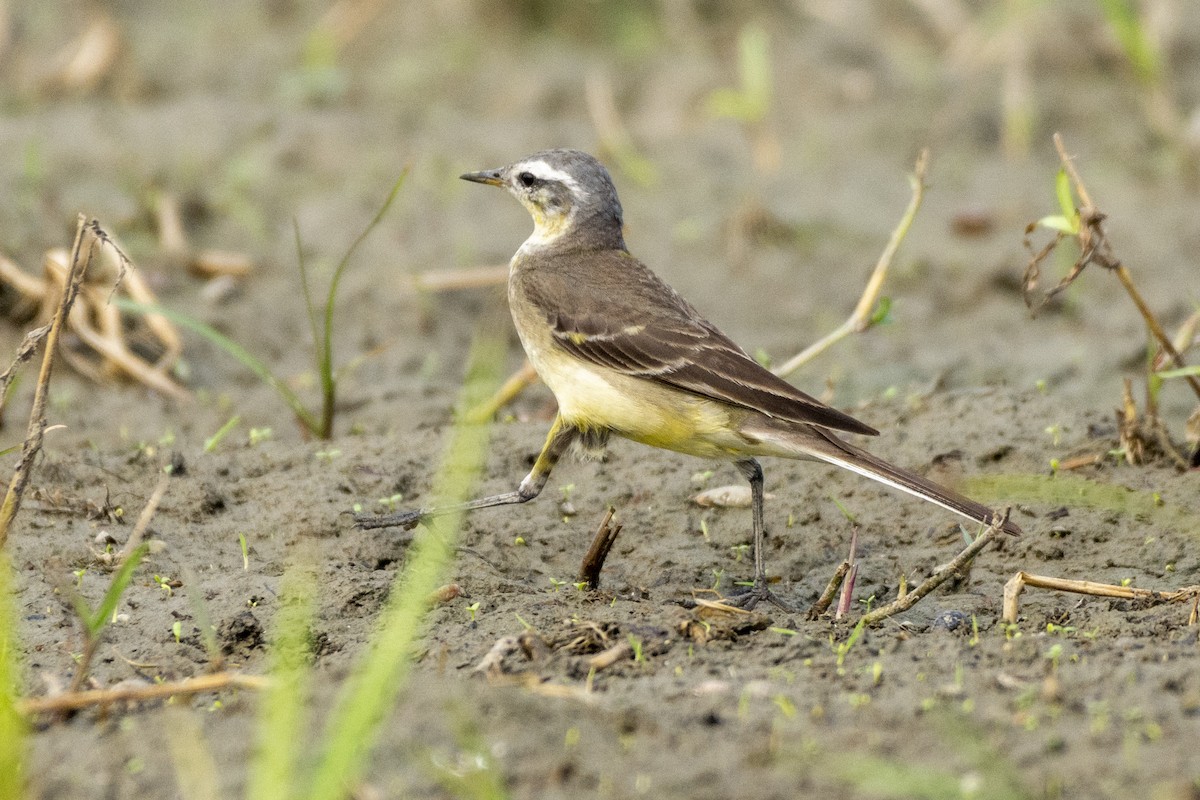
[516,206,577,255]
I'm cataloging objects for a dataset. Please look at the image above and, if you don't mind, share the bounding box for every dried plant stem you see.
[466,361,538,423]
[579,506,622,590]
[1051,133,1200,403]
[807,561,851,620]
[1003,571,1200,625]
[0,216,94,548]
[774,148,929,378]
[18,672,268,717]
[857,522,1007,626]
[118,471,171,562]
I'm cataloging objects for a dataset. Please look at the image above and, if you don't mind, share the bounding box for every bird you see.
[356,148,1020,610]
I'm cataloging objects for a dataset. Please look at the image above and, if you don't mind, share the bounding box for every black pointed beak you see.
[460,168,505,187]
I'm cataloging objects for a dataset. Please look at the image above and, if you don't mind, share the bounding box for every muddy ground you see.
[2,3,1199,798]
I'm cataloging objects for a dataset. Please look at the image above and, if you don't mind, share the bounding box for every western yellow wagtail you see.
[357,149,1019,609]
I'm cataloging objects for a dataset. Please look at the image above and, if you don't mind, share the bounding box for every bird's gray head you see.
[461,149,625,251]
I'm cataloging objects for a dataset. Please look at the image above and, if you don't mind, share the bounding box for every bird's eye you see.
[518,171,536,188]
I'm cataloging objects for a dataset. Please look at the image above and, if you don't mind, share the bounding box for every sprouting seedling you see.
[66,543,149,692]
[153,574,174,597]
[118,169,408,440]
[238,533,250,571]
[548,577,567,593]
[834,617,867,672]
[707,22,772,125]
[465,602,480,623]
[376,493,404,512]
[204,415,241,453]
[730,543,750,563]
[248,427,273,446]
[829,495,858,525]
[1035,168,1081,236]
[627,633,644,664]
[172,621,183,643]
[1097,0,1162,87]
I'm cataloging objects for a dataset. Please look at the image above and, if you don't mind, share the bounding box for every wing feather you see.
[521,250,878,437]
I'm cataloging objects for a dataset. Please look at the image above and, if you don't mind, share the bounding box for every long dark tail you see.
[771,425,1022,536]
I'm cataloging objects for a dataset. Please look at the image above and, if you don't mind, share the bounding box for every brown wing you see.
[519,249,878,437]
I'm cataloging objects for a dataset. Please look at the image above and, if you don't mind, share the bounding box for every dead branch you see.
[17,672,268,717]
[773,148,929,378]
[1025,134,1200,404]
[579,506,622,590]
[1003,571,1200,625]
[857,519,1009,626]
[0,216,94,547]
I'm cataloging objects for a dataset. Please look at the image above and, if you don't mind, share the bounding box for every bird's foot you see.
[353,509,425,531]
[725,581,793,613]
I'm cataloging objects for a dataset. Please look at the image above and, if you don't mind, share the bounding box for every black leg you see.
[354,416,579,530]
[727,458,792,612]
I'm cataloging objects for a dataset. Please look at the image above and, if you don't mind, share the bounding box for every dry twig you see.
[857,519,1009,626]
[773,148,929,378]
[18,672,268,717]
[1024,133,1200,404]
[0,217,94,547]
[1002,571,1200,625]
[0,230,187,398]
[806,561,851,620]
[117,470,171,562]
[578,506,622,590]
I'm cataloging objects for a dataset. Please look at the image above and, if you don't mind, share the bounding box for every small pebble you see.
[932,609,968,631]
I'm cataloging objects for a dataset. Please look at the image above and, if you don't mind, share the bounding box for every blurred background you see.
[0,0,1198,430]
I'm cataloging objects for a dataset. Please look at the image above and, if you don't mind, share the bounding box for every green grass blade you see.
[247,556,318,800]
[1054,168,1079,232]
[162,706,221,800]
[294,217,323,388]
[0,554,27,800]
[116,299,323,435]
[305,329,502,800]
[1096,0,1161,86]
[961,473,1196,527]
[317,169,410,438]
[89,543,149,636]
[1156,365,1200,379]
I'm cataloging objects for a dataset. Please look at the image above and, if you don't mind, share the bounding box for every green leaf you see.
[1096,0,1161,86]
[116,299,322,435]
[1156,365,1200,379]
[89,544,149,636]
[869,296,892,326]
[1055,169,1074,219]
[1037,214,1077,235]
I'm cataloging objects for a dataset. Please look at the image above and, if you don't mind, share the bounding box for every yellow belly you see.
[530,342,749,459]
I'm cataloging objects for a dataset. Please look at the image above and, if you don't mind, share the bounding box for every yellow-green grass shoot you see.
[304,329,503,799]
[0,554,26,800]
[247,555,318,800]
[118,168,407,440]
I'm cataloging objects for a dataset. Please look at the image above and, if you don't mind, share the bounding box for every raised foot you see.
[725,582,793,613]
[353,509,425,530]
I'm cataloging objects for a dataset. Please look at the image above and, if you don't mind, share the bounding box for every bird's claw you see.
[725,582,793,613]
